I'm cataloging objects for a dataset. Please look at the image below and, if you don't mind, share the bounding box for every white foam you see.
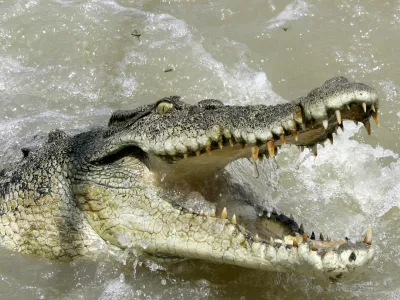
[297,123,398,217]
[100,278,136,300]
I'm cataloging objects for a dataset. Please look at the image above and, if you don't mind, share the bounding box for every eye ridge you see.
[157,101,174,114]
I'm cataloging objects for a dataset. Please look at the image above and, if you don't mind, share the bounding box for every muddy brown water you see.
[1,0,399,299]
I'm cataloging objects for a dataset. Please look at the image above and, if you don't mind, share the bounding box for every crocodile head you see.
[0,77,378,278]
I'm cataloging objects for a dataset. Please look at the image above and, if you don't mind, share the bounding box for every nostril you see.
[349,252,357,262]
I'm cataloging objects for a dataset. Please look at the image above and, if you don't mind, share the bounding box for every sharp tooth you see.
[196,151,201,157]
[371,104,376,112]
[229,138,234,147]
[231,214,237,225]
[295,105,303,123]
[311,145,318,156]
[327,133,333,145]
[293,239,299,247]
[362,103,367,113]
[292,129,298,141]
[218,141,223,149]
[353,120,359,126]
[311,242,317,251]
[280,134,286,144]
[210,209,216,217]
[311,231,316,240]
[272,207,278,215]
[220,207,228,219]
[303,232,309,241]
[254,234,260,242]
[363,224,372,245]
[184,153,188,160]
[199,209,204,216]
[339,123,344,132]
[322,119,328,130]
[270,237,274,245]
[251,146,259,161]
[346,105,351,110]
[299,223,304,234]
[363,120,371,135]
[266,140,275,157]
[206,146,212,155]
[290,213,294,221]
[319,233,324,241]
[335,110,342,124]
[371,111,380,126]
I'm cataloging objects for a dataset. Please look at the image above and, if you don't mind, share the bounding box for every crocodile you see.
[0,77,379,278]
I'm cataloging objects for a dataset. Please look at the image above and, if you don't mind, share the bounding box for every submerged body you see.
[0,77,378,278]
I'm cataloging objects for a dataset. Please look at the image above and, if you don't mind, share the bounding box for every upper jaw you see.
[89,77,379,189]
[90,77,378,166]
[129,77,378,159]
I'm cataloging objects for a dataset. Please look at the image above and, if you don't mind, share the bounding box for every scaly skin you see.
[0,77,378,277]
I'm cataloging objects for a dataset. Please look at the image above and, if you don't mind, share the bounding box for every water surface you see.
[1,0,400,299]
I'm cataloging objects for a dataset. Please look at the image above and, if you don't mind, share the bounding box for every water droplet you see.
[252,161,259,178]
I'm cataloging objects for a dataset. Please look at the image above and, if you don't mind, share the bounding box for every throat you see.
[146,148,250,191]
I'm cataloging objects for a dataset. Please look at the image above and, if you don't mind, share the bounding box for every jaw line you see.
[140,101,376,259]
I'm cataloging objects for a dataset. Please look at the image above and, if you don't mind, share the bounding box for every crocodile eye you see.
[157,101,174,114]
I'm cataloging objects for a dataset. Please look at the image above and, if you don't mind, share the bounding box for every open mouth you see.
[146,98,377,255]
